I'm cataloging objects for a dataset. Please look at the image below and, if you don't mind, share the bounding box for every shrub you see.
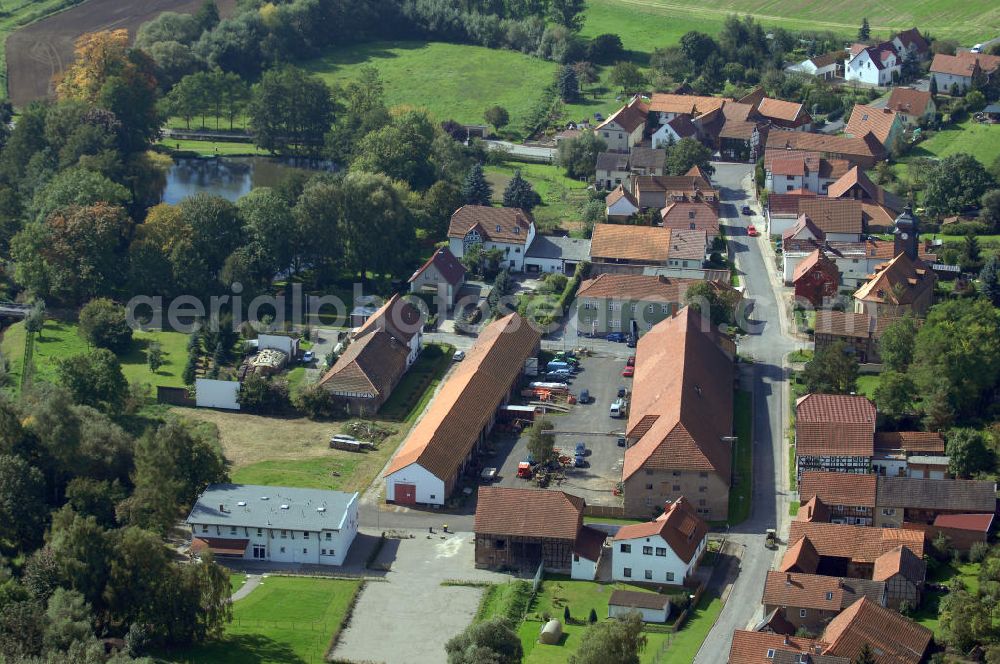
[294,382,343,420]
[968,541,990,563]
[78,298,133,353]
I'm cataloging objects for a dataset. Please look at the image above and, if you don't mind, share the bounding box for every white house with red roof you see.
[408,247,466,311]
[846,42,900,86]
[611,497,708,585]
[447,205,536,272]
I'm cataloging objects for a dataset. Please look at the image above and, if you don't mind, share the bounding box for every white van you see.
[609,398,625,418]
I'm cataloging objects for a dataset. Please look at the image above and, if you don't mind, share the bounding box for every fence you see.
[583,504,626,519]
[157,385,196,407]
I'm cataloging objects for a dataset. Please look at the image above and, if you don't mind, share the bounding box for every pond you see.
[160,156,335,204]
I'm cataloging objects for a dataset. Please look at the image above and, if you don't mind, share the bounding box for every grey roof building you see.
[525,235,592,275]
[187,484,359,532]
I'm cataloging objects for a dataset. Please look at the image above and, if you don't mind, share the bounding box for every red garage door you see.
[395,483,416,505]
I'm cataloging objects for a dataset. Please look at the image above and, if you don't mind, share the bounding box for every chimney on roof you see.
[219,504,225,513]
[783,636,790,646]
[786,573,792,585]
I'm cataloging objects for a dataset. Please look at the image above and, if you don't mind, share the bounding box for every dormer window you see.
[496,224,501,233]
[514,227,519,234]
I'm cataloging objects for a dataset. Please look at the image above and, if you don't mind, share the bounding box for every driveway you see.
[492,354,628,505]
[331,529,511,664]
[692,164,804,663]
[303,326,342,380]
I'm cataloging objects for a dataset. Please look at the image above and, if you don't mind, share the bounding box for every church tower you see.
[893,205,919,260]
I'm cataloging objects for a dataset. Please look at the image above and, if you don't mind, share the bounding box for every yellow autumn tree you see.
[56,29,131,102]
[138,203,189,256]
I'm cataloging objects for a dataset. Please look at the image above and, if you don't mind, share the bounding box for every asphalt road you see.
[693,163,803,663]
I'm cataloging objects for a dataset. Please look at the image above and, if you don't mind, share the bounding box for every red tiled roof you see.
[810,51,844,68]
[874,431,944,454]
[886,88,933,117]
[648,93,727,116]
[448,205,533,245]
[931,51,1000,77]
[787,522,925,563]
[606,184,639,209]
[799,471,876,508]
[613,497,708,563]
[798,198,864,236]
[783,215,825,242]
[758,97,806,123]
[792,249,837,284]
[821,598,932,664]
[728,630,829,664]
[624,308,734,480]
[872,545,926,585]
[854,252,936,305]
[846,105,900,147]
[597,96,649,133]
[410,247,466,286]
[795,394,876,457]
[769,192,816,216]
[660,201,720,235]
[763,571,886,612]
[577,273,726,304]
[474,487,583,541]
[771,156,807,177]
[780,535,820,573]
[797,495,831,523]
[590,224,671,262]
[814,310,876,340]
[933,513,995,533]
[386,314,539,480]
[766,131,883,161]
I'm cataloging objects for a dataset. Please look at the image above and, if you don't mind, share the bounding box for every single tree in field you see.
[483,106,509,133]
[147,342,164,373]
[858,18,871,42]
[609,61,646,95]
[573,61,599,96]
[557,65,579,102]
[569,610,646,664]
[802,339,858,394]
[527,418,556,465]
[502,170,538,211]
[462,163,493,206]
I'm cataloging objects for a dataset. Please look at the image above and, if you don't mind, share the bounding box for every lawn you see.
[582,0,998,47]
[304,41,559,136]
[229,573,247,594]
[1,319,190,392]
[906,119,1000,168]
[484,163,591,233]
[378,343,454,422]
[856,374,880,399]
[728,390,753,526]
[649,592,723,663]
[156,138,266,156]
[179,407,405,493]
[517,576,682,664]
[913,560,982,637]
[167,576,361,664]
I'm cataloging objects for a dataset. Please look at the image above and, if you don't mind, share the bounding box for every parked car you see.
[622,365,634,377]
[594,112,604,121]
[579,389,591,404]
[617,386,628,398]
[741,205,753,215]
[517,462,532,479]
[617,436,626,447]
[625,335,637,348]
[480,467,498,482]
[544,373,570,383]
[575,442,587,456]
[626,356,635,367]
[972,43,984,53]
[302,351,314,363]
[747,224,758,237]
[453,350,466,361]
[610,398,625,418]
[574,455,587,468]
[606,332,626,342]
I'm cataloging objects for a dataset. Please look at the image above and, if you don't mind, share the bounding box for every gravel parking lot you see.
[491,354,631,506]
